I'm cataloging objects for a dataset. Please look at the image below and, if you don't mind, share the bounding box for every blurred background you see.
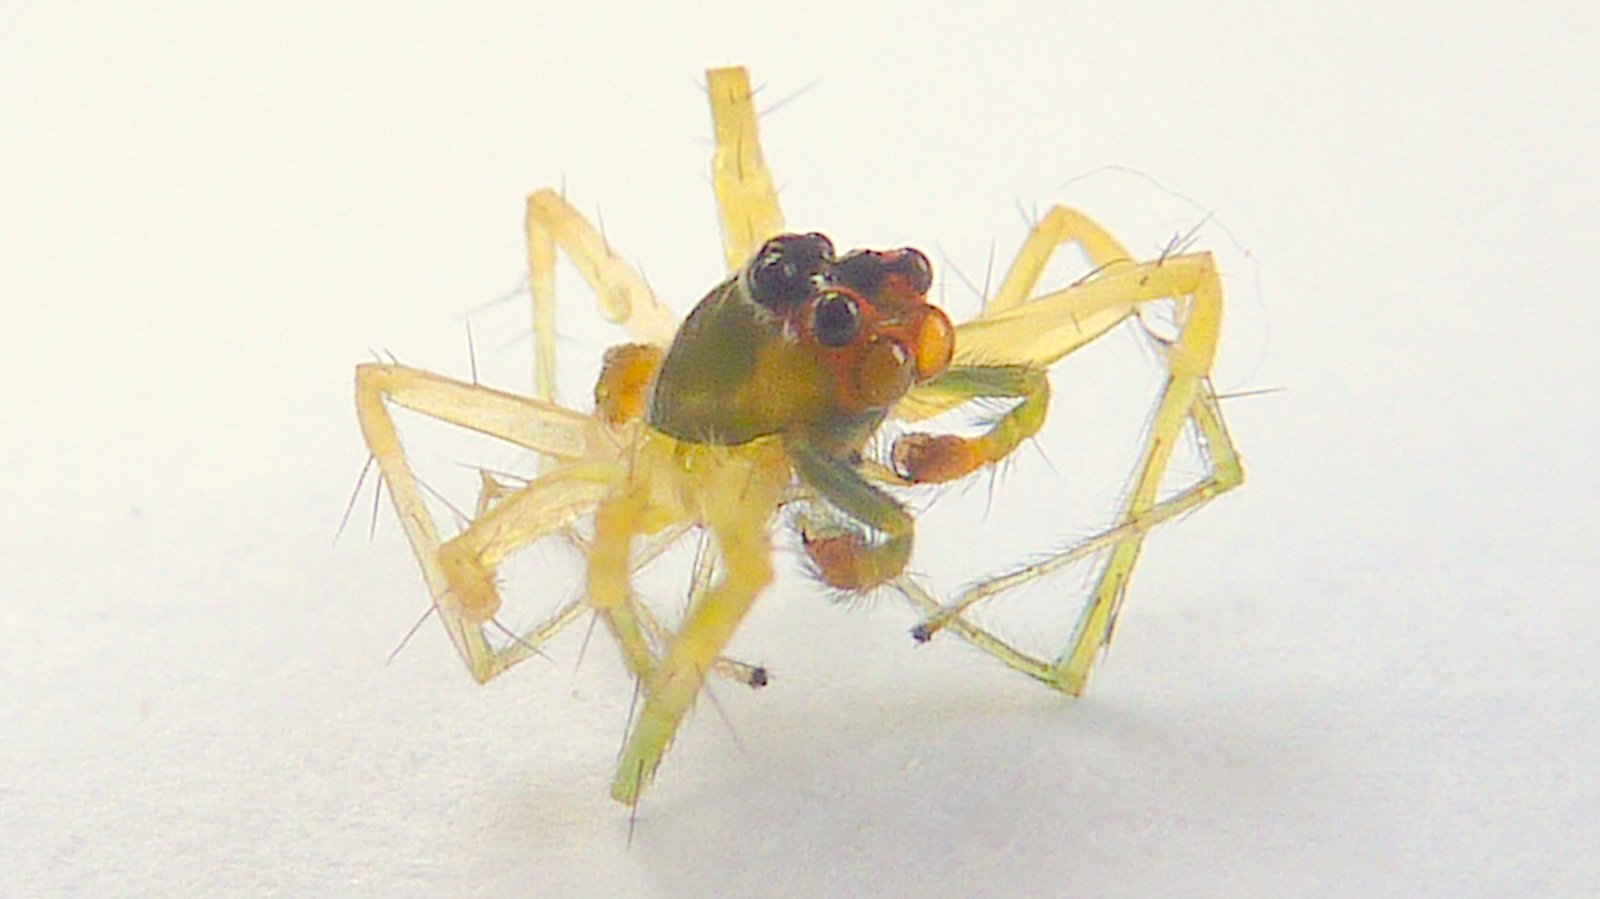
[3,1,1597,896]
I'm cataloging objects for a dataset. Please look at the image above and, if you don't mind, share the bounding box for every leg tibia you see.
[586,485,659,683]
[609,444,784,803]
[1052,256,1225,690]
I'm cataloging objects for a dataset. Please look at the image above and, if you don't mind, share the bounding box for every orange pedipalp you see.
[595,343,664,426]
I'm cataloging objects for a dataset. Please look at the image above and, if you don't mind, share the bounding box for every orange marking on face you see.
[790,246,950,416]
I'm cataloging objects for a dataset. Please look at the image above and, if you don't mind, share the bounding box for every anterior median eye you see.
[747,232,835,310]
[811,291,860,347]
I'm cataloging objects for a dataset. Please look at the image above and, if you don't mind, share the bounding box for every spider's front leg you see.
[892,206,1245,695]
[593,436,790,804]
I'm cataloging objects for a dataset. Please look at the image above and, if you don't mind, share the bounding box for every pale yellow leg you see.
[895,206,1146,423]
[631,542,770,688]
[522,65,783,382]
[893,207,1244,694]
[606,440,788,803]
[1057,261,1242,691]
[355,362,624,681]
[985,205,1134,315]
[524,189,679,401]
[582,477,664,695]
[706,66,785,273]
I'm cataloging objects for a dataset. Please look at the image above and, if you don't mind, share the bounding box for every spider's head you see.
[745,232,953,414]
[648,232,953,447]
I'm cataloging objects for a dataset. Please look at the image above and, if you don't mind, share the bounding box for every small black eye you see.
[746,232,835,310]
[831,251,886,295]
[811,291,860,347]
[885,248,932,294]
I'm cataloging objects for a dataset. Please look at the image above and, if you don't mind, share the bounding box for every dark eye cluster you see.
[834,247,933,297]
[746,232,835,310]
[746,234,935,351]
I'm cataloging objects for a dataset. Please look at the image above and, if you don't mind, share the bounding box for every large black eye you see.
[885,247,932,294]
[830,251,886,295]
[745,232,835,310]
[811,291,860,347]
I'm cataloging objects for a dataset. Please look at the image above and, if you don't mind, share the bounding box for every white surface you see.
[4,2,1598,896]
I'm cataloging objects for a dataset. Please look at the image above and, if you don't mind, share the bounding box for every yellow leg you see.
[607,440,788,804]
[896,204,1146,424]
[584,480,664,686]
[1056,255,1240,690]
[985,205,1134,315]
[356,363,604,458]
[354,362,622,681]
[896,231,1244,694]
[706,66,785,273]
[522,63,785,385]
[630,539,771,689]
[524,189,679,401]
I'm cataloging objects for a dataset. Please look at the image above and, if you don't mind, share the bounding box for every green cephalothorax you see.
[644,264,832,446]
[646,230,955,592]
[647,232,953,455]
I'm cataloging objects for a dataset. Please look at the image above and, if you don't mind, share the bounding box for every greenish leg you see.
[890,366,1049,485]
[786,434,916,591]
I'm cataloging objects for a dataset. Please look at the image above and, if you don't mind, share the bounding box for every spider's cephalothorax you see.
[649,232,950,453]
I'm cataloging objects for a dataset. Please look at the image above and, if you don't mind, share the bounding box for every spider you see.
[354,67,1244,805]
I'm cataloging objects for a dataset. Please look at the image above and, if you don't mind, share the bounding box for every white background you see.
[4,1,1598,896]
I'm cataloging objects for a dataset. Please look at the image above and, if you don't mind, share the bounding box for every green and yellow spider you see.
[355,67,1243,804]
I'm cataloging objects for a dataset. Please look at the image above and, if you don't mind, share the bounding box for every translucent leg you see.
[354,362,623,681]
[705,66,785,273]
[632,539,771,689]
[896,249,1245,694]
[607,439,789,803]
[524,189,678,401]
[584,480,663,687]
[896,203,1145,424]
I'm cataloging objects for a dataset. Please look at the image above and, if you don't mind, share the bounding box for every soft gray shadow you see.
[625,675,1394,899]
